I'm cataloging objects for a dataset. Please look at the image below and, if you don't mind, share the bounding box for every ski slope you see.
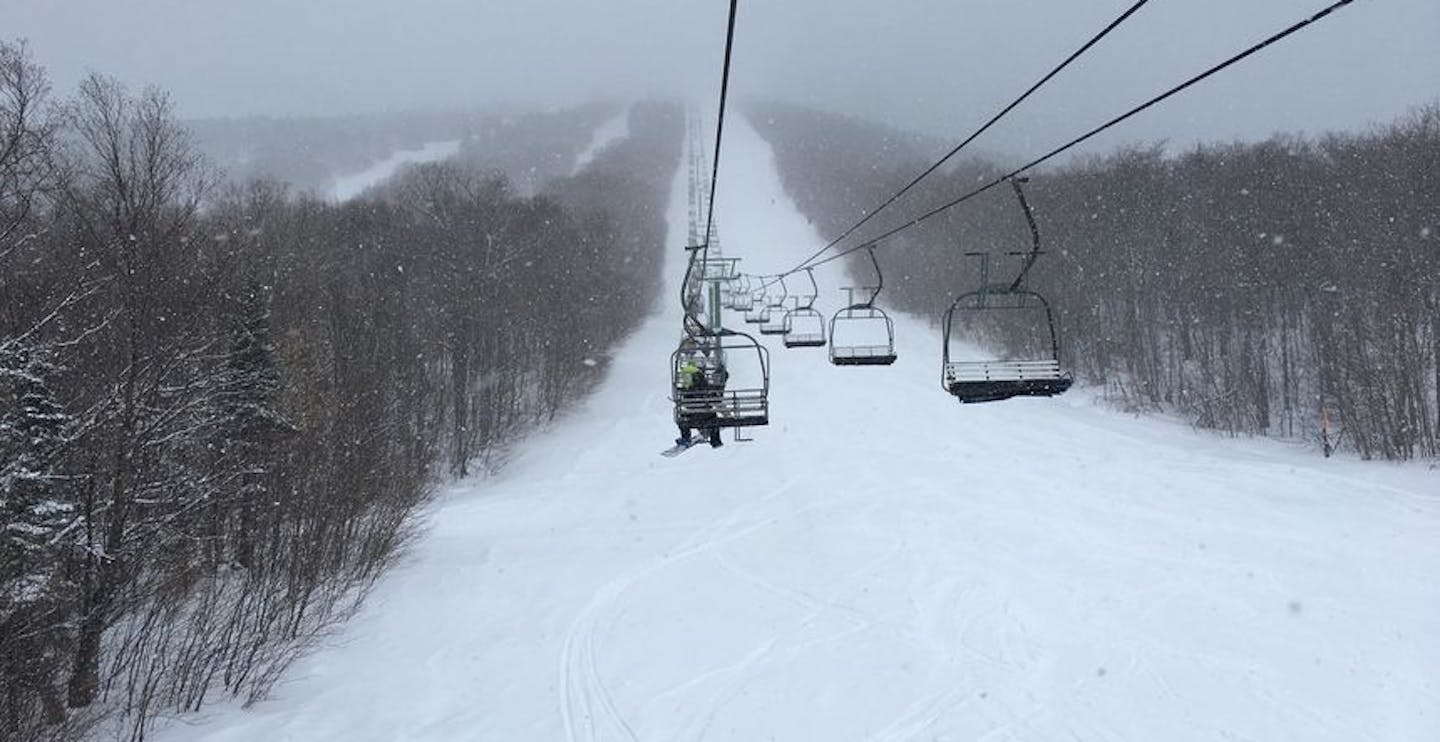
[327,140,461,201]
[158,118,1440,742]
[574,108,631,174]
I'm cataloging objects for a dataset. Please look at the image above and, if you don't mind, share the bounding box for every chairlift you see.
[940,178,1072,403]
[783,268,826,348]
[829,247,898,366]
[759,301,792,335]
[729,274,753,311]
[671,329,770,433]
[758,276,790,335]
[743,283,769,324]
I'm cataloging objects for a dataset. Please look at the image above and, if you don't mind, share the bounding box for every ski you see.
[660,440,699,457]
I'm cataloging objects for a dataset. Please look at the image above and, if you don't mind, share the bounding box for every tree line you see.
[0,39,680,741]
[752,101,1439,460]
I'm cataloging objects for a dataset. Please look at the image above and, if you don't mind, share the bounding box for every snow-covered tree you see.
[208,288,291,569]
[0,340,73,728]
[0,341,72,612]
[213,290,285,442]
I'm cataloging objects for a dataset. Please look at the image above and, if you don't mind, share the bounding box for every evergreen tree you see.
[208,290,290,569]
[0,340,73,728]
[0,341,72,610]
[214,290,285,441]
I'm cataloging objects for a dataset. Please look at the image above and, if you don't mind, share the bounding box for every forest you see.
[0,39,680,741]
[753,101,1440,461]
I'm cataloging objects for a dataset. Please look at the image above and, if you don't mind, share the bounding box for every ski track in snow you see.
[154,116,1440,742]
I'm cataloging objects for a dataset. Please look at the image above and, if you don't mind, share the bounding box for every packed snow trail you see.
[327,140,461,201]
[157,118,1440,742]
[573,107,631,174]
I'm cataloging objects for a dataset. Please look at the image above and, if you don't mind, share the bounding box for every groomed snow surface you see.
[159,118,1439,742]
[573,108,631,174]
[327,140,462,202]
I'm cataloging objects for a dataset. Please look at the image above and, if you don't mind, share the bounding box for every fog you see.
[7,0,1438,150]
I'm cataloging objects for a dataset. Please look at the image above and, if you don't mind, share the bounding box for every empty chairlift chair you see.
[758,277,790,336]
[743,286,769,324]
[828,247,898,366]
[728,275,753,311]
[941,287,1072,402]
[732,275,755,312]
[671,330,771,434]
[782,268,827,348]
[940,177,1073,402]
[830,302,897,365]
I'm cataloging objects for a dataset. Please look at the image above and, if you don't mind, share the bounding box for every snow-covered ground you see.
[327,140,461,201]
[157,118,1439,742]
[573,108,631,174]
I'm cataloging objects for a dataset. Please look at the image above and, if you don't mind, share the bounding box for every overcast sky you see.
[6,0,1437,151]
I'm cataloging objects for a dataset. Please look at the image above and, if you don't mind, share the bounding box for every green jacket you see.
[679,361,701,389]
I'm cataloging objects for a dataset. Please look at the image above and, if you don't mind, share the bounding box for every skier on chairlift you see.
[675,355,724,449]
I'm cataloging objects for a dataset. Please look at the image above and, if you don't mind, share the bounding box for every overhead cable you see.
[786,0,1157,276]
[790,0,1361,276]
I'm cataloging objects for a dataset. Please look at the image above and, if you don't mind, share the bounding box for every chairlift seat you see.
[674,387,769,427]
[830,345,898,366]
[783,335,829,350]
[754,315,789,335]
[943,359,1072,403]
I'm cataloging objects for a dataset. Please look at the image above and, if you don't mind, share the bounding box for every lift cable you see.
[787,0,1360,276]
[680,0,741,337]
[701,0,741,250]
[776,0,1155,284]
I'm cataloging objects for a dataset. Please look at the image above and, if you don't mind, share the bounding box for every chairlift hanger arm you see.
[865,246,884,307]
[800,267,819,308]
[1008,177,1042,292]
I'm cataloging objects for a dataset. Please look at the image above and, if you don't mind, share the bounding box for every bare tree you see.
[0,40,57,260]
